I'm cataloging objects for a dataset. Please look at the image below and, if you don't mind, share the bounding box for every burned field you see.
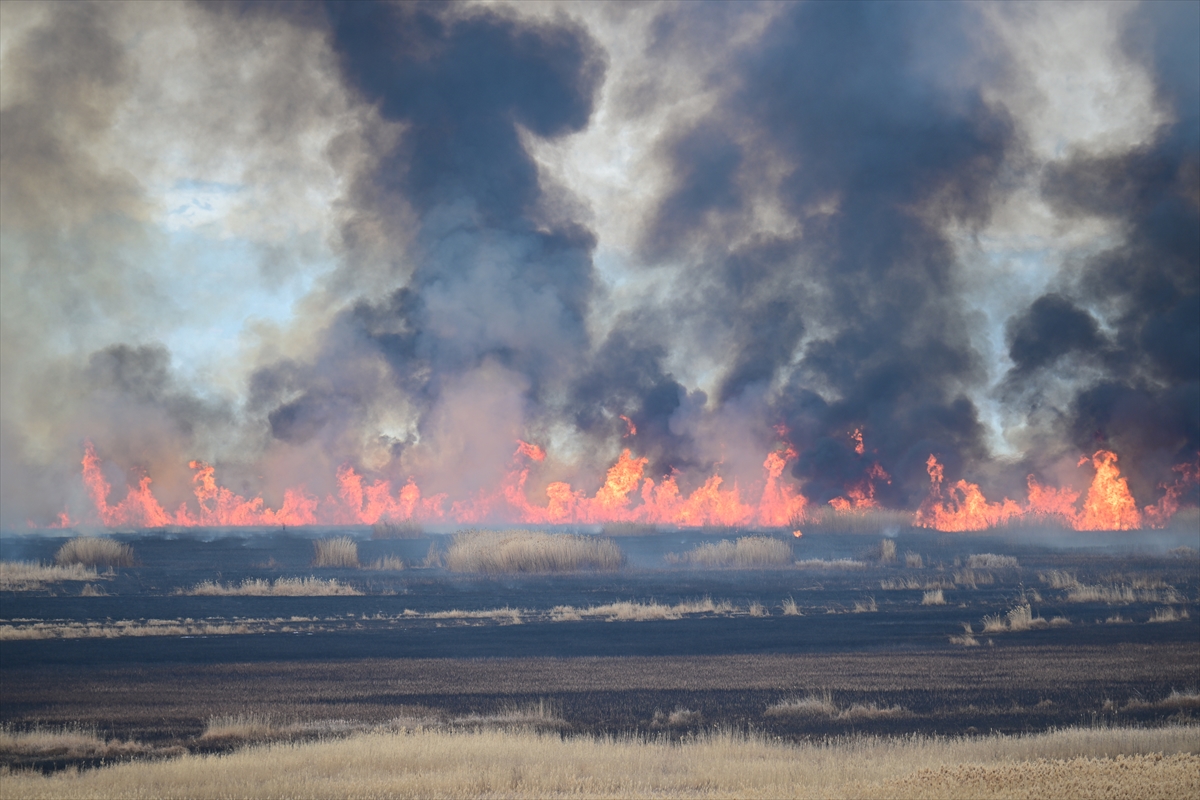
[1,524,1197,773]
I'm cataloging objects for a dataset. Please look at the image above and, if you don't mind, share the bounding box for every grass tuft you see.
[781,596,802,616]
[0,560,98,591]
[366,555,406,571]
[904,552,923,569]
[667,536,794,569]
[921,589,946,606]
[879,539,896,563]
[446,530,625,574]
[370,520,422,539]
[54,537,135,568]
[967,553,1018,569]
[312,536,359,568]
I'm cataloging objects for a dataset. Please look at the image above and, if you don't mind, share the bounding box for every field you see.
[1,521,1197,796]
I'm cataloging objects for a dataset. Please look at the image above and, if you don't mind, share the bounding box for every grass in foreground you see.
[0,561,99,591]
[2,725,1195,799]
[445,530,625,574]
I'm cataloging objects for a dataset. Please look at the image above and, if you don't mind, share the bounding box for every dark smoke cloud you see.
[1012,0,1199,501]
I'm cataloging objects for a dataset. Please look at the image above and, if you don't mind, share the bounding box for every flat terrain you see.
[2,524,1197,774]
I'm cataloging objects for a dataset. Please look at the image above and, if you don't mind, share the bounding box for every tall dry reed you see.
[667,536,793,568]
[445,530,625,574]
[0,560,97,591]
[53,537,135,568]
[312,536,360,568]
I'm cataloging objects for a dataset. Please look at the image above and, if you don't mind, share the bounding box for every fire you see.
[828,430,890,512]
[915,449,1194,532]
[851,428,865,455]
[619,415,637,438]
[58,441,1196,531]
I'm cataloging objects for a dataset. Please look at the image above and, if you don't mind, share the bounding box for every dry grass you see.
[53,537,135,568]
[764,692,906,721]
[781,596,802,616]
[1040,570,1080,589]
[312,536,360,568]
[0,619,257,640]
[0,561,98,591]
[748,601,768,617]
[796,558,867,569]
[551,597,735,622]
[3,725,1197,799]
[967,553,1018,569]
[453,700,566,730]
[0,725,153,759]
[446,530,625,574]
[921,590,946,606]
[650,707,702,729]
[667,536,793,569]
[879,539,897,563]
[982,603,1048,633]
[852,597,878,613]
[904,552,924,569]
[951,569,993,589]
[427,607,523,625]
[1065,584,1184,604]
[804,508,912,534]
[185,577,361,596]
[1149,606,1191,623]
[370,520,422,539]
[199,714,277,744]
[365,555,405,571]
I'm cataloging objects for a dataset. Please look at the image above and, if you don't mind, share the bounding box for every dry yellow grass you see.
[967,553,1018,569]
[369,520,422,539]
[184,577,361,596]
[1065,584,1184,604]
[53,537,135,568]
[551,597,735,622]
[1149,606,1190,623]
[922,589,946,606]
[982,603,1048,633]
[6,725,1195,799]
[797,558,867,569]
[0,619,256,640]
[667,536,793,568]
[0,725,154,760]
[904,552,924,569]
[0,561,98,591]
[312,536,359,568]
[445,529,625,574]
[879,539,897,563]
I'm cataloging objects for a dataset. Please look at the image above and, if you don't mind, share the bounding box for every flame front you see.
[64,439,1196,531]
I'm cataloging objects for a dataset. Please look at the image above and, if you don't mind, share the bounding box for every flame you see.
[914,449,1191,532]
[851,428,865,455]
[828,430,890,512]
[619,415,637,438]
[58,441,1197,531]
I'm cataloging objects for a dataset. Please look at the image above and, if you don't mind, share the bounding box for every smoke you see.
[1,1,1195,527]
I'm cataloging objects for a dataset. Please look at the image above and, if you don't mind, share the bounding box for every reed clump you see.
[54,537,135,568]
[312,536,360,568]
[0,560,98,591]
[445,530,625,574]
[921,589,946,605]
[967,553,1018,569]
[667,536,793,569]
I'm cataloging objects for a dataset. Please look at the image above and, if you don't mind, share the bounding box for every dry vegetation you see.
[967,553,1018,569]
[904,552,923,568]
[445,530,625,574]
[6,725,1195,799]
[365,555,405,571]
[666,536,794,569]
[0,725,157,760]
[879,539,897,563]
[184,577,361,596]
[0,619,260,640]
[550,597,735,622]
[921,589,946,606]
[312,536,359,568]
[53,537,135,568]
[982,603,1048,633]
[796,558,867,569]
[369,520,422,539]
[765,691,908,721]
[0,561,98,591]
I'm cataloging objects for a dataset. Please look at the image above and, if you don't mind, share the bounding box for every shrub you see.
[445,530,625,574]
[54,537,135,568]
[313,536,359,568]
[667,536,793,569]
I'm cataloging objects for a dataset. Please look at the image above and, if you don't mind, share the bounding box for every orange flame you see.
[60,441,1196,531]
[851,428,865,455]
[619,415,637,438]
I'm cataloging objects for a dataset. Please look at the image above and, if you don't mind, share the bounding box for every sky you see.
[0,0,1196,527]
